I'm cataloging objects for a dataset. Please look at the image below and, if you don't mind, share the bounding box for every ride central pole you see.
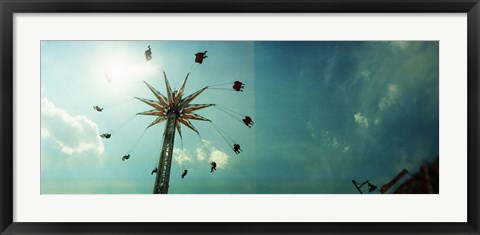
[153,112,177,194]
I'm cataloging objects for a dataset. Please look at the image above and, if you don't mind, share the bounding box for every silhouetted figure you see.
[233,81,244,92]
[242,116,254,128]
[151,168,157,175]
[210,162,217,172]
[181,169,188,178]
[122,154,130,161]
[195,51,208,64]
[93,105,103,112]
[145,45,152,61]
[100,133,111,139]
[233,144,242,154]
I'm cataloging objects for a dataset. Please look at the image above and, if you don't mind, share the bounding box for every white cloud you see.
[208,147,229,169]
[343,146,351,153]
[195,139,230,168]
[173,148,193,165]
[379,84,401,111]
[195,148,206,161]
[195,139,210,161]
[41,97,104,157]
[354,112,369,128]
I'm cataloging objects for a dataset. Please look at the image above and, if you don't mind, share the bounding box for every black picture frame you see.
[1,0,479,234]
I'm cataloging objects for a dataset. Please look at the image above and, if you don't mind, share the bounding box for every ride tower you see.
[153,111,177,194]
[136,71,212,194]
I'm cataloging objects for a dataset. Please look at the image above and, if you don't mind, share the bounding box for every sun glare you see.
[101,53,158,84]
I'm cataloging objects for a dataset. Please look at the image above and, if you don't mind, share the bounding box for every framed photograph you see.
[1,0,479,234]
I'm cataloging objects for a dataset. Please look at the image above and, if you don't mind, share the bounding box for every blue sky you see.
[40,41,439,194]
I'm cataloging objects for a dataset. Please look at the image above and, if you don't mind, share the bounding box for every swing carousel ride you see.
[94,46,253,194]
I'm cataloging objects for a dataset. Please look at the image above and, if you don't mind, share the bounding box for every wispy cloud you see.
[359,70,371,81]
[321,130,351,154]
[354,112,369,128]
[195,148,206,161]
[305,121,316,138]
[41,97,104,157]
[379,84,401,111]
[173,148,193,165]
[390,41,410,50]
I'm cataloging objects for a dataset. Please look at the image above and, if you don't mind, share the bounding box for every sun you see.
[103,55,134,83]
[102,53,157,84]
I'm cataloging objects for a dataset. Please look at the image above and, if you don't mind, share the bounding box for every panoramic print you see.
[40,41,439,194]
